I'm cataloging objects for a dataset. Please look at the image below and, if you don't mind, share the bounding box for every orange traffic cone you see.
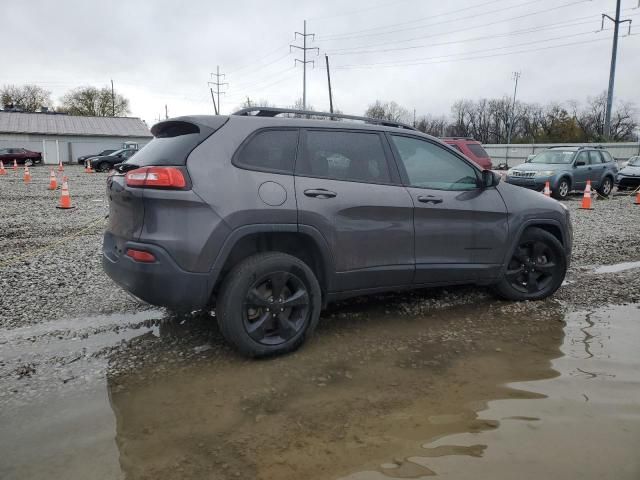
[634,189,640,206]
[85,159,94,173]
[48,169,58,190]
[580,180,594,210]
[543,181,551,197]
[58,160,64,172]
[0,160,6,175]
[23,166,31,184]
[56,177,74,209]
[13,159,18,171]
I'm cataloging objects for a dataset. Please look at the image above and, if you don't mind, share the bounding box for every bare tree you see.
[59,86,130,117]
[1,84,52,112]
[364,100,410,123]
[415,114,447,136]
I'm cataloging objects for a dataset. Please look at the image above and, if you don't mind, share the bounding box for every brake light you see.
[125,166,186,188]
[126,249,157,263]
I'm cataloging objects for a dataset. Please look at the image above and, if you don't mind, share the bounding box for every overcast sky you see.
[2,0,638,126]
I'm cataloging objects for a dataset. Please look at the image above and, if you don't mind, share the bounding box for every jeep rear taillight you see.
[125,166,187,189]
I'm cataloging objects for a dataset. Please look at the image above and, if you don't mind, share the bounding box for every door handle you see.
[417,195,443,204]
[304,188,337,199]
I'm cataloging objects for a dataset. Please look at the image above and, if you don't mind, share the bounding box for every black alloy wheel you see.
[243,271,310,345]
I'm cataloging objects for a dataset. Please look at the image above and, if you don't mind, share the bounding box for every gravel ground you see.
[0,166,152,329]
[1,165,639,331]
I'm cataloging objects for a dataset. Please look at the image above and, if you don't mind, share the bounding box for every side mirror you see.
[575,160,586,167]
[481,169,499,188]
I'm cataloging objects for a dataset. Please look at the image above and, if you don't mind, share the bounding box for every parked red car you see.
[0,148,43,165]
[441,137,492,170]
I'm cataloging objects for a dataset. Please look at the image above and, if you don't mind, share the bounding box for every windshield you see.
[529,150,575,164]
[108,149,126,156]
[628,157,640,166]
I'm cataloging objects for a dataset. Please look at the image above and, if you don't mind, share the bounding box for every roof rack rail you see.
[440,136,475,140]
[232,107,417,131]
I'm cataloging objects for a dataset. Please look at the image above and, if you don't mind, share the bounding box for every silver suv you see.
[506,146,618,200]
[103,108,572,357]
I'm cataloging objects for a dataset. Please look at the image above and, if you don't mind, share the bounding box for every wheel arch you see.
[208,224,334,305]
[501,219,567,274]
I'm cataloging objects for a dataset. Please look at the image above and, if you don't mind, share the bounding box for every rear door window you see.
[297,130,391,184]
[467,143,489,158]
[235,129,299,174]
[588,151,603,164]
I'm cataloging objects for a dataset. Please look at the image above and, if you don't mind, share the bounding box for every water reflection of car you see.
[616,156,640,190]
[76,149,116,164]
[86,148,137,172]
[505,146,618,200]
[0,147,43,166]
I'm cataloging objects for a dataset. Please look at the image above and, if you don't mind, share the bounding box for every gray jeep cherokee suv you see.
[103,107,572,357]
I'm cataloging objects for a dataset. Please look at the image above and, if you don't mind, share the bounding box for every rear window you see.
[467,143,489,158]
[297,130,391,184]
[601,151,614,163]
[125,120,217,166]
[234,129,299,173]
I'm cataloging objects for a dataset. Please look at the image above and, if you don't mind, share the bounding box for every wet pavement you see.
[1,301,639,479]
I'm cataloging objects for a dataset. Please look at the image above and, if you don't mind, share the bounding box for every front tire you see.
[493,227,567,301]
[96,162,111,173]
[597,176,613,197]
[216,252,322,357]
[553,178,570,200]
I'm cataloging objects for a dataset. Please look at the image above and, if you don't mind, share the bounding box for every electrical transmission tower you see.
[290,20,318,110]
[601,0,632,139]
[208,65,228,115]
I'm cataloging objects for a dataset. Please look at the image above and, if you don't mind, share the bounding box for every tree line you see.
[1,84,130,117]
[365,93,638,143]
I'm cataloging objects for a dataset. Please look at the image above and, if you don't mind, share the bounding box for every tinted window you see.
[588,151,603,165]
[391,135,478,191]
[236,129,298,173]
[448,144,463,152]
[298,130,391,183]
[467,143,489,158]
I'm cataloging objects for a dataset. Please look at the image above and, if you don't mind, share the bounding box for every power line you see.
[290,20,319,110]
[308,0,412,22]
[320,0,592,44]
[225,42,291,75]
[326,12,640,56]
[333,33,638,70]
[318,0,510,40]
[334,28,618,68]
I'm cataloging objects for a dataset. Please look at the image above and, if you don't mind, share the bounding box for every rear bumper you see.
[102,232,210,311]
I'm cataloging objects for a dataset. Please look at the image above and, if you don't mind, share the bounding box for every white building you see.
[0,111,152,164]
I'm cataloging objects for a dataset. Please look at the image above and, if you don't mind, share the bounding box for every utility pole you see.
[413,109,416,128]
[602,0,632,139]
[506,71,521,166]
[209,87,218,115]
[325,54,334,114]
[208,66,228,115]
[290,20,318,110]
[165,104,168,120]
[110,79,115,116]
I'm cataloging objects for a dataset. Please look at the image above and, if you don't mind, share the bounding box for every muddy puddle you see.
[1,302,639,479]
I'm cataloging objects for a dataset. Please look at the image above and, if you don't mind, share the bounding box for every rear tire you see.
[216,252,322,358]
[493,227,566,301]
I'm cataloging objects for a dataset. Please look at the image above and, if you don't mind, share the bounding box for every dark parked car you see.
[441,137,493,170]
[0,148,42,165]
[616,156,640,190]
[77,149,116,164]
[88,148,137,172]
[103,108,572,357]
[505,146,618,199]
